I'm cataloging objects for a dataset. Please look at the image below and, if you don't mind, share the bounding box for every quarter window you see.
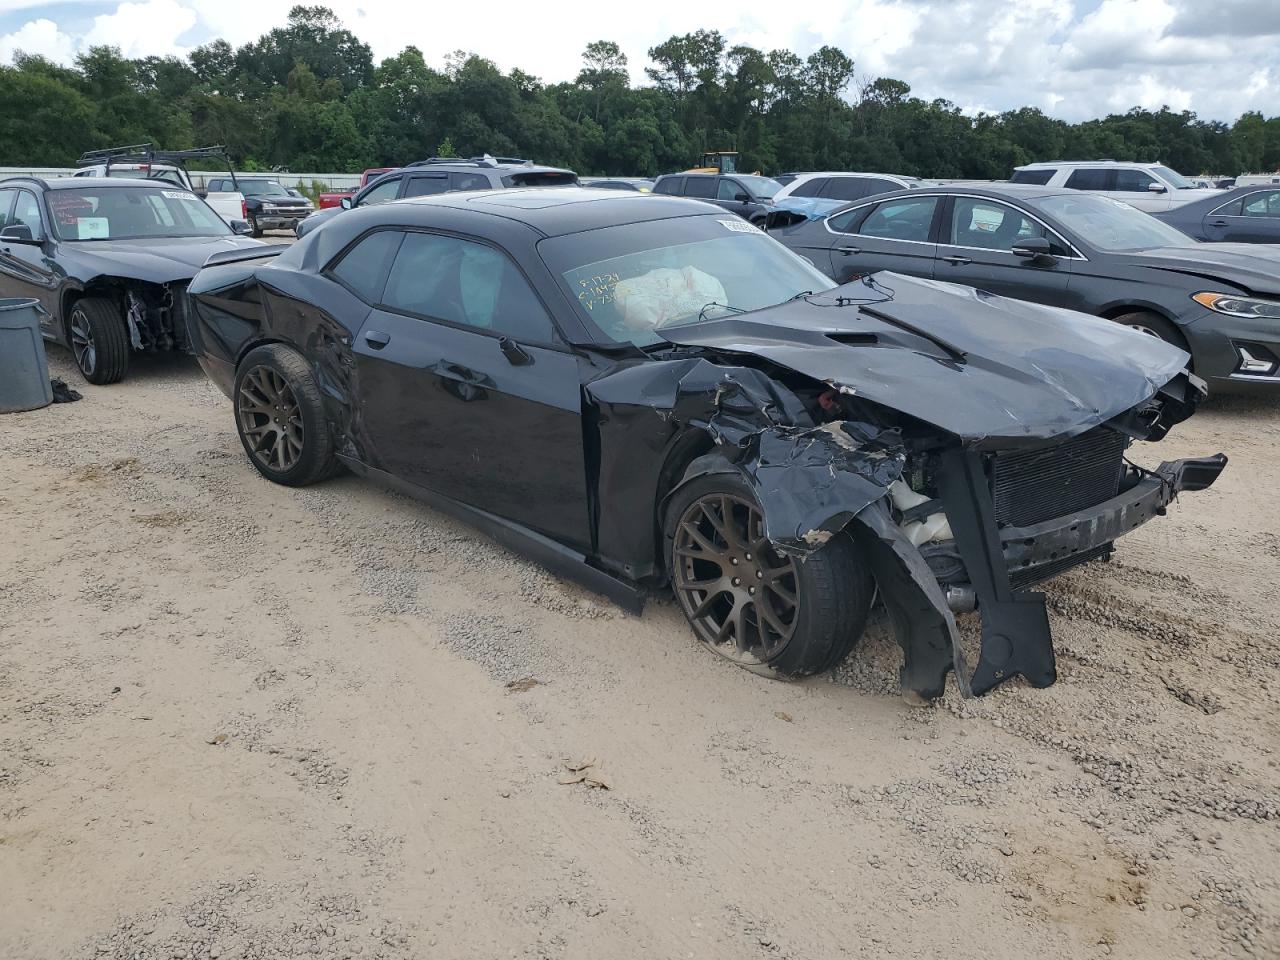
[857,196,939,242]
[451,172,490,191]
[329,229,402,303]
[653,177,682,195]
[822,178,869,202]
[948,198,1047,251]
[381,232,554,342]
[1064,168,1111,191]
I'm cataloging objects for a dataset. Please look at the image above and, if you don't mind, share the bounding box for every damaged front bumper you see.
[870,451,1227,701]
[923,454,1229,601]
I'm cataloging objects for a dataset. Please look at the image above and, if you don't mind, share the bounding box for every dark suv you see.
[651,172,782,225]
[295,156,578,237]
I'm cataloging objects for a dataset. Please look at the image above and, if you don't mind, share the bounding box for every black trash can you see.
[0,298,54,413]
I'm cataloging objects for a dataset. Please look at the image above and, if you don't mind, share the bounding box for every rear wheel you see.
[234,344,336,486]
[664,469,875,678]
[68,297,130,385]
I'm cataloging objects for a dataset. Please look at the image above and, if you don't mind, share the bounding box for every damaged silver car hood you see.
[661,273,1190,446]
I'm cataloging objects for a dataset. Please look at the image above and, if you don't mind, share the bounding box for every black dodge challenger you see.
[187,189,1226,700]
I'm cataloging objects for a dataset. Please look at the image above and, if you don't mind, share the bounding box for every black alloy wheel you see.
[672,492,800,665]
[68,297,130,384]
[70,309,96,377]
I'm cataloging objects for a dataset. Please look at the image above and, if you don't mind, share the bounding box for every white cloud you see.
[2,0,1279,122]
[0,17,76,63]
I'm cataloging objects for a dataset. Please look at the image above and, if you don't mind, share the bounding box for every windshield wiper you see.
[695,301,747,323]
[787,290,813,302]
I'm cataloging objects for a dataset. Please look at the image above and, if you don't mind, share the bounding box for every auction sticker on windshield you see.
[717,218,760,234]
[163,190,198,201]
[77,218,110,239]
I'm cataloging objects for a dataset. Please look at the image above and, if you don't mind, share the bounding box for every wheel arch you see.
[651,428,720,580]
[59,278,123,341]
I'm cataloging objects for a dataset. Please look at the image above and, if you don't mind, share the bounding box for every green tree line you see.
[3,4,1279,178]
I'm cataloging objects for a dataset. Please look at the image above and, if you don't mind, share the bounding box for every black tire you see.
[248,215,263,238]
[233,344,336,486]
[68,297,130,385]
[664,468,875,679]
[1111,311,1189,354]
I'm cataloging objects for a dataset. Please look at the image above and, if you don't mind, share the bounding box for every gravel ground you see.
[1,347,1277,960]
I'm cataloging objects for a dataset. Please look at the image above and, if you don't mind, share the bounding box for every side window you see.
[1064,168,1112,191]
[381,233,555,342]
[358,176,402,206]
[1114,169,1157,192]
[822,178,869,202]
[716,178,740,201]
[14,190,44,235]
[790,178,826,198]
[857,196,939,242]
[1010,169,1055,185]
[1212,198,1243,217]
[328,229,403,303]
[948,198,1045,250]
[206,179,220,192]
[403,175,450,198]
[0,188,17,229]
[1242,192,1280,217]
[685,177,716,199]
[653,177,682,195]
[861,178,901,199]
[451,172,490,191]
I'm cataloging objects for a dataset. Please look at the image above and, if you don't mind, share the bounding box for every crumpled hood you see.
[1121,244,1280,295]
[69,236,266,282]
[661,272,1190,447]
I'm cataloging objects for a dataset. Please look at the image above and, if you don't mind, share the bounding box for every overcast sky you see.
[1,0,1276,122]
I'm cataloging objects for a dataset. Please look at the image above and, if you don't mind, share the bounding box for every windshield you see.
[1152,166,1195,190]
[48,186,231,241]
[540,214,833,346]
[1033,194,1194,252]
[738,175,782,198]
[237,179,289,196]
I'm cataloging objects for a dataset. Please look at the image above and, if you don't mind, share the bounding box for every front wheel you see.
[69,297,130,385]
[247,214,263,238]
[664,470,875,678]
[233,344,336,486]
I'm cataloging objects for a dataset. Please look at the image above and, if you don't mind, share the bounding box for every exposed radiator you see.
[989,428,1128,528]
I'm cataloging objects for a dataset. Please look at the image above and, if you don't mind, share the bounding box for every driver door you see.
[344,228,592,551]
[933,195,1073,302]
[825,195,940,284]
[0,189,59,325]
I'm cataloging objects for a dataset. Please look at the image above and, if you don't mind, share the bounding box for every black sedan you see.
[1155,185,1280,243]
[0,176,261,384]
[769,184,1280,394]
[187,189,1222,701]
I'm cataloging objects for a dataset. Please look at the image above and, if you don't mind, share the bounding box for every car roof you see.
[13,176,195,191]
[1015,160,1164,169]
[371,186,720,237]
[865,183,1077,202]
[790,171,915,181]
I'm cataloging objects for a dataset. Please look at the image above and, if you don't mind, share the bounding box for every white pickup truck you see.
[74,145,247,226]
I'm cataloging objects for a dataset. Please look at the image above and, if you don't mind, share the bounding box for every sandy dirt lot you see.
[2,347,1278,960]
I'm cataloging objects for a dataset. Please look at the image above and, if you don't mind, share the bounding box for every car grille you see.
[990,428,1127,528]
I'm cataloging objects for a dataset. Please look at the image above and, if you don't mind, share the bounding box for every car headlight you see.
[1192,292,1280,319]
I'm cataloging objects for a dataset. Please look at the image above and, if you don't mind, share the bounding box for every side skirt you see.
[337,456,647,616]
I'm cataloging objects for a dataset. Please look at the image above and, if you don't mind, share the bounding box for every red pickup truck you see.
[317,167,395,209]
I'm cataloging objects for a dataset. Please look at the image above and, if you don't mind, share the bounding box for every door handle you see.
[835,246,861,256]
[942,255,972,265]
[363,329,390,349]
[1209,219,1228,227]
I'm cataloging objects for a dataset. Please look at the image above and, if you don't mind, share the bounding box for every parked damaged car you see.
[0,176,263,384]
[186,189,1225,700]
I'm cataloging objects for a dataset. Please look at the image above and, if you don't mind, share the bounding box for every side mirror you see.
[0,223,38,244]
[735,192,751,203]
[1146,182,1168,193]
[229,219,254,236]
[1011,237,1054,261]
[340,196,353,210]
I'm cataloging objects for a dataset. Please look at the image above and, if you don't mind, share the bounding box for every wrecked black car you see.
[0,176,262,384]
[186,189,1225,700]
